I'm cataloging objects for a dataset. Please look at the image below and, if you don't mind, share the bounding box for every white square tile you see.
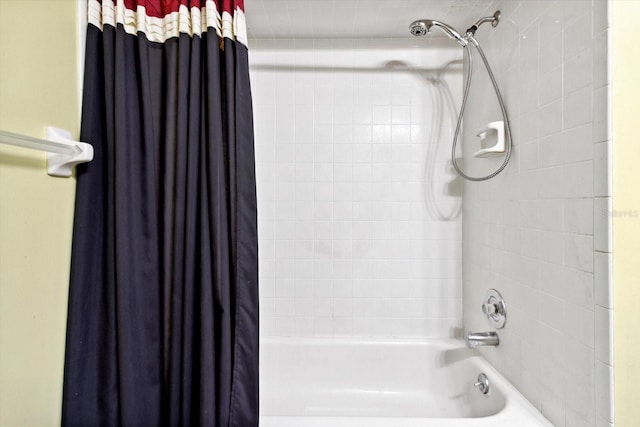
[295,182,314,201]
[538,0,561,28]
[563,124,593,164]
[539,231,564,265]
[593,30,610,89]
[539,132,563,167]
[565,394,596,427]
[563,233,593,273]
[259,277,276,298]
[294,317,314,336]
[520,142,539,171]
[294,279,313,298]
[564,303,595,348]
[372,106,391,124]
[563,198,593,235]
[391,125,411,144]
[333,280,354,300]
[595,306,613,365]
[564,86,593,130]
[592,0,610,34]
[541,389,567,427]
[539,28,563,73]
[352,201,371,221]
[594,252,613,309]
[315,202,334,221]
[352,124,372,142]
[275,221,295,239]
[538,199,564,231]
[539,66,563,106]
[275,240,296,260]
[314,182,333,201]
[593,197,612,253]
[333,201,352,220]
[295,259,313,279]
[275,317,294,336]
[391,106,411,125]
[294,298,314,317]
[563,161,593,199]
[519,0,540,32]
[275,144,296,164]
[333,298,353,316]
[540,292,565,331]
[595,360,614,423]
[275,259,295,279]
[593,85,610,143]
[564,8,593,55]
[273,200,296,221]
[333,317,353,336]
[314,316,333,336]
[593,141,612,197]
[562,268,594,310]
[563,336,595,385]
[564,47,593,95]
[353,105,373,125]
[392,87,412,106]
[333,257,353,279]
[540,262,564,299]
[275,298,295,317]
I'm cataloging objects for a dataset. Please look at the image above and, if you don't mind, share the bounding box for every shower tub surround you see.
[251,39,464,339]
[260,338,552,426]
[247,0,614,426]
[249,36,553,427]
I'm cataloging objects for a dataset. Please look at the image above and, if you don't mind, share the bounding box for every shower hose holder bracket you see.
[473,121,505,158]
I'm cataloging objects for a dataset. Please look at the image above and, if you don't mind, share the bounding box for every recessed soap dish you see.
[473,121,505,158]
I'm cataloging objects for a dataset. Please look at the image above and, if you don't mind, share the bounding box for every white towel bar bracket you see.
[0,127,94,177]
[45,127,94,177]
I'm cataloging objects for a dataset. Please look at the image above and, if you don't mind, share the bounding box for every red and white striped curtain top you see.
[88,0,247,45]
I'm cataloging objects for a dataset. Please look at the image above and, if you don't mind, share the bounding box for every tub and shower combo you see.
[252,4,555,427]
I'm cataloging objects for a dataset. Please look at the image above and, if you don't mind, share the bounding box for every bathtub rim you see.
[259,336,553,426]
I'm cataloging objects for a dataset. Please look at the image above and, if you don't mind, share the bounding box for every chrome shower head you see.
[409,19,467,46]
[409,20,432,37]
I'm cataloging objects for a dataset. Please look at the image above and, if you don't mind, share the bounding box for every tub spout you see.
[466,331,499,348]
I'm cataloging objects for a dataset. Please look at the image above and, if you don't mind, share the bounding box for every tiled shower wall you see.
[462,1,612,427]
[251,39,463,338]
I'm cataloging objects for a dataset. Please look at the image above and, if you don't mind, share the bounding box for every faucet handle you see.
[482,302,499,316]
[481,289,506,329]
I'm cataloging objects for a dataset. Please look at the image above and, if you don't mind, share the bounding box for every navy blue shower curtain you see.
[62,1,259,425]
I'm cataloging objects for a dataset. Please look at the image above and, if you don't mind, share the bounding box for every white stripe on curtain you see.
[87,0,248,46]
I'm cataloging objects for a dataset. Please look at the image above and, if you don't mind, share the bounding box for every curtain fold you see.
[62,1,258,425]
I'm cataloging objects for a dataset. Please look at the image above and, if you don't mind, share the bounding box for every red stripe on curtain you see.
[98,0,245,18]
[222,0,244,14]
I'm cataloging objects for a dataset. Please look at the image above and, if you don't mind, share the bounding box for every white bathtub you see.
[259,338,552,427]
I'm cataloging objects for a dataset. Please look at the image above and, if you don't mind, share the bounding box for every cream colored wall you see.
[0,1,79,426]
[613,2,640,426]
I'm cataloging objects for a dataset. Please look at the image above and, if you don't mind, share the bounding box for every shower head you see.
[409,19,467,46]
[409,20,432,37]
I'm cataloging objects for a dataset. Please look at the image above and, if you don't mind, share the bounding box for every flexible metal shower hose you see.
[451,37,513,182]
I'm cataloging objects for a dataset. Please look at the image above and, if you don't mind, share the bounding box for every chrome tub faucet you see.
[466,331,499,348]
